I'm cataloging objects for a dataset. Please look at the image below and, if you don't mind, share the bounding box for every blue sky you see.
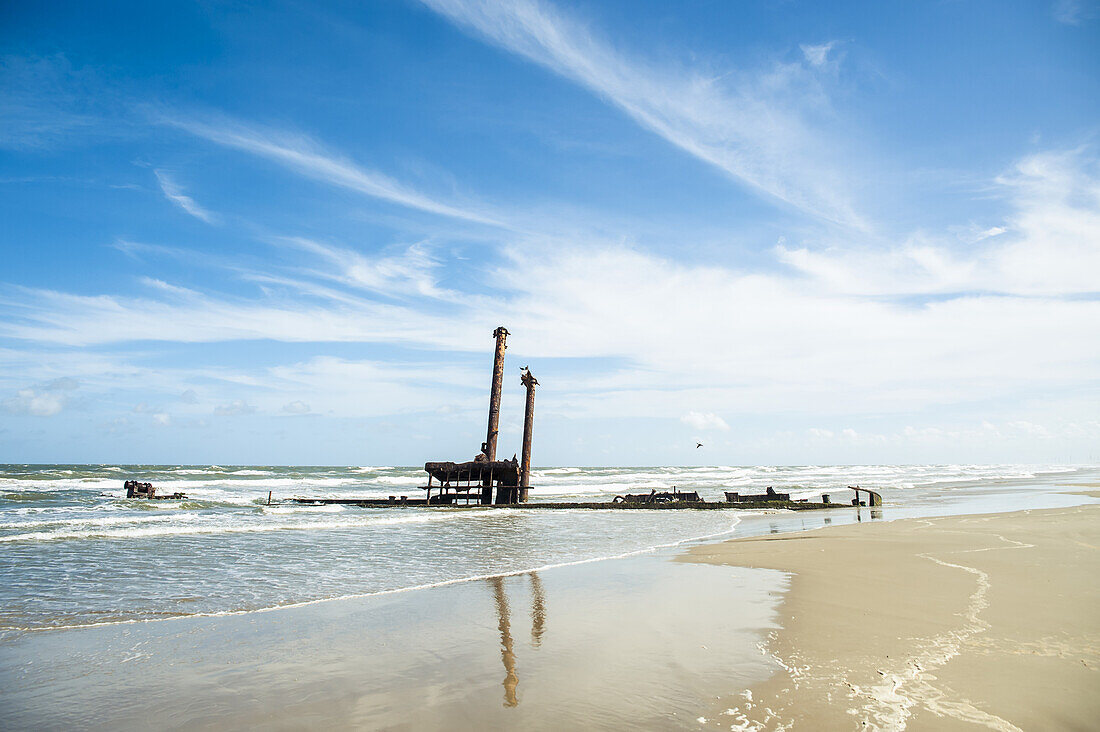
[1,0,1098,465]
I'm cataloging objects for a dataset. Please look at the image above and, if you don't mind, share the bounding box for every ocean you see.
[1,463,1093,634]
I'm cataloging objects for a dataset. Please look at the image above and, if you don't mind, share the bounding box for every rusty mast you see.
[483,326,509,461]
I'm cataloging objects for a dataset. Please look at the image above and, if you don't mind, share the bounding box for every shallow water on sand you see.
[0,554,789,731]
[0,464,1093,631]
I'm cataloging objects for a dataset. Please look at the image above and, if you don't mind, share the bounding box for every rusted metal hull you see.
[289,498,846,510]
[425,460,520,486]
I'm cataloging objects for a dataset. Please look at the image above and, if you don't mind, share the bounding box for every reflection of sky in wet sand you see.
[1,554,784,729]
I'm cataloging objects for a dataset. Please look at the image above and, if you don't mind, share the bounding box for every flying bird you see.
[696,442,703,449]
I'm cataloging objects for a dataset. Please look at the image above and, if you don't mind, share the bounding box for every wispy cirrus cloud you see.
[777,147,1100,296]
[2,146,1097,428]
[1052,0,1094,25]
[0,280,477,348]
[800,41,838,67]
[160,115,504,227]
[0,54,120,150]
[419,0,865,228]
[154,170,218,224]
[274,238,459,301]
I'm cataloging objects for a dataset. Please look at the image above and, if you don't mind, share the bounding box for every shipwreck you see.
[425,327,538,506]
[123,480,187,500]
[290,325,881,511]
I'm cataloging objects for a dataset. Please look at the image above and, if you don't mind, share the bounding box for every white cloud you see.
[2,388,64,416]
[152,412,171,426]
[4,227,1098,420]
[265,357,484,417]
[680,411,730,431]
[1053,0,1090,24]
[0,278,482,348]
[800,41,837,67]
[420,0,864,228]
[965,226,1007,243]
[282,400,311,414]
[274,238,459,300]
[154,170,217,224]
[777,148,1100,296]
[163,115,502,226]
[1,377,78,416]
[1006,420,1051,437]
[213,400,258,416]
[2,146,1097,437]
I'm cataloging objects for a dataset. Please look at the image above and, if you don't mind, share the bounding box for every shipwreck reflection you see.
[489,576,519,707]
[529,572,546,647]
[487,571,547,708]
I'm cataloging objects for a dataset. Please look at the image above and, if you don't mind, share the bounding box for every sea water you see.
[0,464,1094,633]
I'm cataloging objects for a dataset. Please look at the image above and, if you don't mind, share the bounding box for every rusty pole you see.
[519,367,538,501]
[483,326,509,462]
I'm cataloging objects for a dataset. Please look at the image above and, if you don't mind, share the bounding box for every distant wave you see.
[0,513,190,532]
[0,509,500,543]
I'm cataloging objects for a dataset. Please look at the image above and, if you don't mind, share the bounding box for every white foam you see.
[0,513,191,531]
[0,508,497,543]
[4,515,743,633]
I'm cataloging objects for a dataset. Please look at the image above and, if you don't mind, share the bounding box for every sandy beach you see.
[684,501,1100,730]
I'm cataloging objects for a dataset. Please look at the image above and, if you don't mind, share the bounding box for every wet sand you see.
[0,553,786,731]
[683,503,1100,730]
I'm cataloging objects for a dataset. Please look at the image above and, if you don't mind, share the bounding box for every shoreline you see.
[6,482,1094,636]
[682,501,1100,730]
[2,485,1097,729]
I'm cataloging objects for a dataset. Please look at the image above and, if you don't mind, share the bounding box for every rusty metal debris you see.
[613,488,702,504]
[482,326,509,462]
[519,366,537,502]
[725,487,790,503]
[124,480,186,500]
[849,486,882,506]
